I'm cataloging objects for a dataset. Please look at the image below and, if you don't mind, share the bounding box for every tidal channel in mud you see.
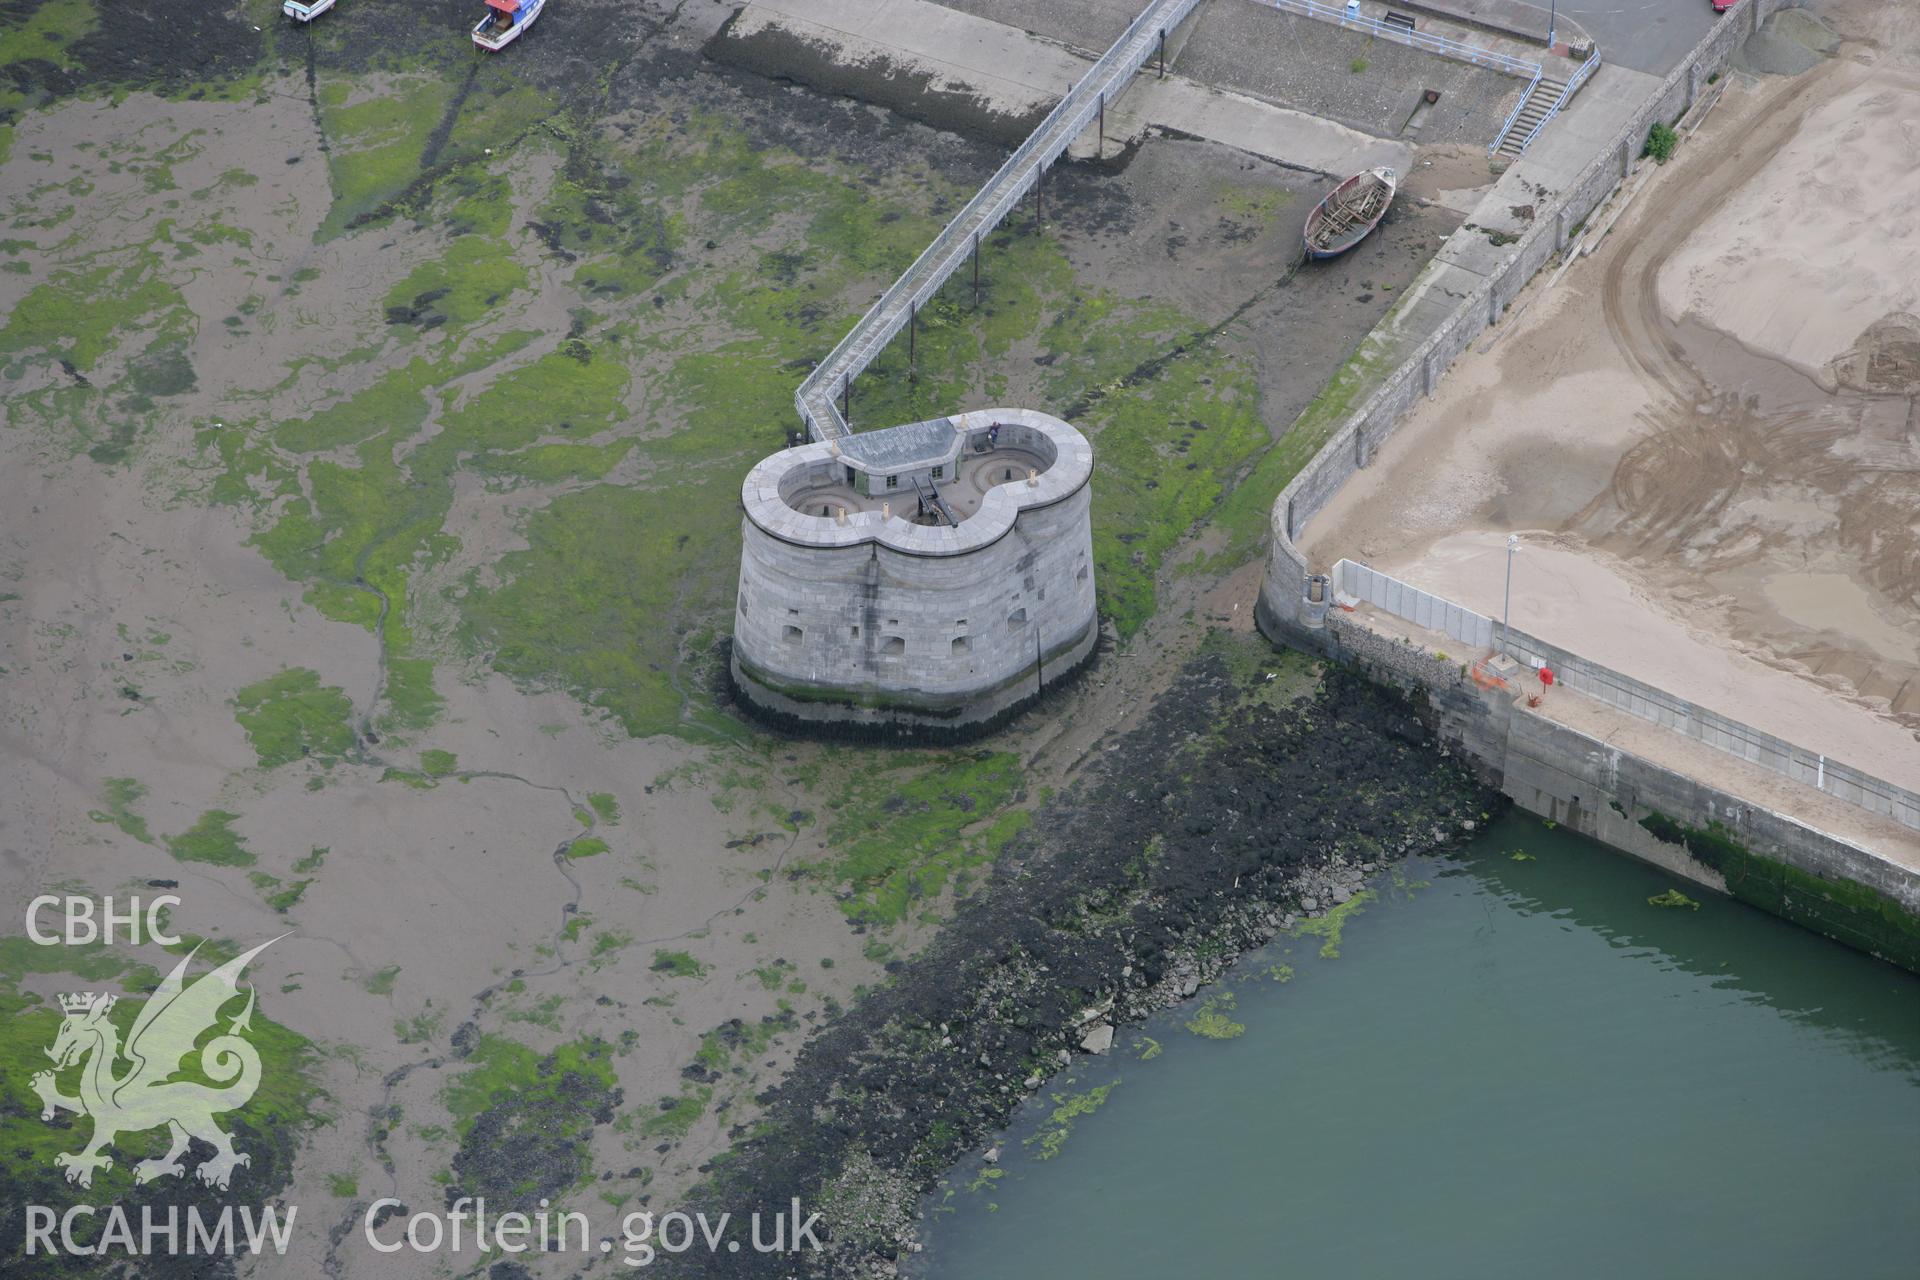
[913,812,1920,1279]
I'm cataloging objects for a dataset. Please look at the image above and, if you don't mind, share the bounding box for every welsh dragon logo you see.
[32,938,280,1191]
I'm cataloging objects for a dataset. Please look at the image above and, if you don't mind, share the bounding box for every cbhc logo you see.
[26,896,182,946]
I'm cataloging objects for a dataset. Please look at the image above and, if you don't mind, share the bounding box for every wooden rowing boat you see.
[1304,167,1397,260]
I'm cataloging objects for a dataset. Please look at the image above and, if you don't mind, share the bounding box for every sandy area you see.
[1305,0,1920,795]
[1374,531,1920,790]
[1657,76,1920,376]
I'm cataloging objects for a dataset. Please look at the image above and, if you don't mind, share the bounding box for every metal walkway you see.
[794,0,1204,441]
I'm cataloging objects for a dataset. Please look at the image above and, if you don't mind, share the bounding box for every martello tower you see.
[732,408,1096,732]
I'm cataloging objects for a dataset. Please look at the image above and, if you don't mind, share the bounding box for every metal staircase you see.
[1493,76,1566,159]
[1490,50,1602,161]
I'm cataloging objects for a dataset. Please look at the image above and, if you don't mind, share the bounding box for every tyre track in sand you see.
[1582,49,1920,725]
[1588,63,1844,554]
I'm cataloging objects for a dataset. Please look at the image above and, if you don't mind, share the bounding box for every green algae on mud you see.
[1198,309,1407,573]
[0,0,99,73]
[233,667,357,769]
[841,227,1280,641]
[1075,333,1270,639]
[0,257,186,374]
[650,948,708,978]
[443,1033,621,1213]
[165,808,255,867]
[382,233,528,330]
[459,481,737,742]
[88,776,155,845]
[812,750,1025,926]
[15,57,1314,749]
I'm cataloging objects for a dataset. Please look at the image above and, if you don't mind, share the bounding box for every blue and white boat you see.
[283,0,336,21]
[473,0,544,50]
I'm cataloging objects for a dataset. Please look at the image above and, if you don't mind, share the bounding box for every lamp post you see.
[1501,533,1521,656]
[1547,0,1557,50]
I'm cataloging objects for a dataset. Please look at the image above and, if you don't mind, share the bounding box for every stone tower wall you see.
[731,409,1097,731]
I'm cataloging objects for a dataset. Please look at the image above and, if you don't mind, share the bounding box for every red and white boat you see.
[473,0,544,50]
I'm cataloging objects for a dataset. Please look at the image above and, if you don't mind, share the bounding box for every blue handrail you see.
[1511,48,1599,154]
[1488,67,1543,155]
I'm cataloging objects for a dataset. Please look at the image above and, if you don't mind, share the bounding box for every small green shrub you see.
[1349,57,1369,74]
[1643,122,1679,164]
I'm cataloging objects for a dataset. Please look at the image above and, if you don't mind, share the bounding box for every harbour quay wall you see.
[1298,579,1920,975]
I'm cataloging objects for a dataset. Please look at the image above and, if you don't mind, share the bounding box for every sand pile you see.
[1829,312,1920,394]
[1735,9,1840,76]
[1656,79,1920,373]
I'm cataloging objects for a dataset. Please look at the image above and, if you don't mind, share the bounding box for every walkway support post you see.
[1098,91,1106,159]
[1159,28,1166,76]
[972,231,980,306]
[908,300,916,380]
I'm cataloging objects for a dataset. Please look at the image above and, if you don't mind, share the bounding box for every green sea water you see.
[914,812,1920,1278]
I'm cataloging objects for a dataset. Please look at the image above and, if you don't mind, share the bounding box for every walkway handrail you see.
[1488,67,1544,155]
[1251,0,1543,78]
[795,0,1206,439]
[1512,47,1600,153]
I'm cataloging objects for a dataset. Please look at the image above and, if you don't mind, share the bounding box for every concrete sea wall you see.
[1296,580,1920,974]
[1330,562,1920,834]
